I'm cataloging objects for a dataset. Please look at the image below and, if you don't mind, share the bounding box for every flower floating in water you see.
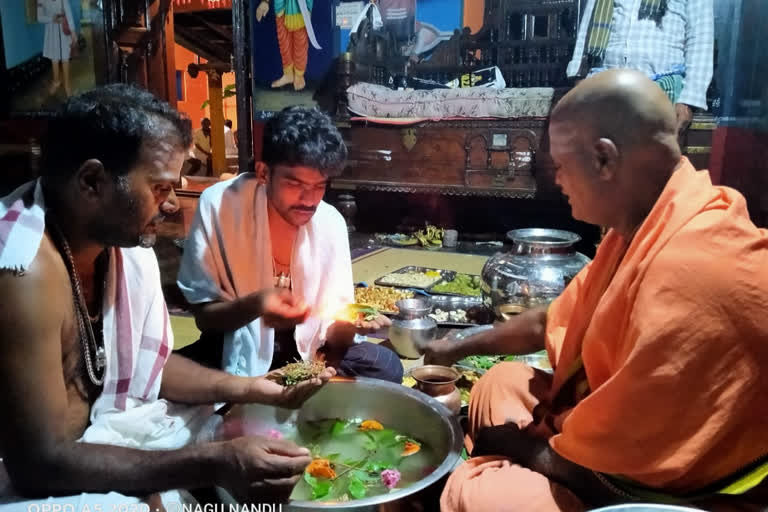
[267,429,283,440]
[307,458,336,479]
[402,440,421,456]
[359,419,384,431]
[380,469,401,489]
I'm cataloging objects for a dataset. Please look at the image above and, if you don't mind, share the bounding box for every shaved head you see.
[551,69,679,153]
[549,69,684,235]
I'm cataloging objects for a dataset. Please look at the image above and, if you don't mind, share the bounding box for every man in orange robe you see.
[426,69,768,511]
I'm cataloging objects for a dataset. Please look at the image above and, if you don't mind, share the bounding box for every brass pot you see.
[410,365,461,416]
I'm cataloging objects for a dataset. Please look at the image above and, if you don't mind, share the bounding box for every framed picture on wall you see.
[250,0,339,114]
[0,0,109,116]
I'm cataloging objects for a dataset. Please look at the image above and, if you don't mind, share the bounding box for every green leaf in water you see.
[363,432,378,452]
[312,480,332,500]
[326,453,341,461]
[352,469,379,483]
[304,471,332,500]
[331,419,346,437]
[364,461,394,473]
[348,476,367,499]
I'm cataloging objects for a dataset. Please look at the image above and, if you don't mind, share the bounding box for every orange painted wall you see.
[174,44,238,131]
[463,0,485,33]
[222,72,238,131]
[174,44,209,130]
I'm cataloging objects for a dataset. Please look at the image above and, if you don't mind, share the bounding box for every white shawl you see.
[0,181,207,506]
[177,173,355,377]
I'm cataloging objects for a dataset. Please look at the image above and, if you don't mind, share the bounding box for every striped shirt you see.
[379,0,415,21]
[567,0,714,110]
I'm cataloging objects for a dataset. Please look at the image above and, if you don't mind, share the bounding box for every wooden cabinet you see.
[334,114,714,200]
[334,118,552,199]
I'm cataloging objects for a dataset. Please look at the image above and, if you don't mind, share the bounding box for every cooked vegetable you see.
[273,360,327,386]
[414,225,444,248]
[430,274,482,296]
[460,355,503,371]
[379,271,442,288]
[355,286,414,312]
[429,309,468,323]
[455,368,483,407]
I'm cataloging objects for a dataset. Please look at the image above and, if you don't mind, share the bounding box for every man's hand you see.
[354,313,391,334]
[325,313,391,348]
[255,0,270,22]
[422,338,461,367]
[249,366,336,409]
[252,288,310,329]
[219,436,311,504]
[675,103,693,135]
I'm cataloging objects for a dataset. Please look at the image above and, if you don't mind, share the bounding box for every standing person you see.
[177,106,403,383]
[190,117,212,176]
[224,119,238,159]
[567,0,714,135]
[37,0,77,97]
[255,0,322,91]
[0,85,333,511]
[379,0,416,46]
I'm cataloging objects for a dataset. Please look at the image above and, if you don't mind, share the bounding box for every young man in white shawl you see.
[177,106,404,383]
[0,85,334,511]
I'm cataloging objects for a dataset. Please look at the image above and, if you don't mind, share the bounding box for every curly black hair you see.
[262,106,347,177]
[42,84,193,181]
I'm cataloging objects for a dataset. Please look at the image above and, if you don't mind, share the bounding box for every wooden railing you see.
[174,0,232,12]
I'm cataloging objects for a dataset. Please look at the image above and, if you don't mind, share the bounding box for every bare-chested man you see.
[0,84,333,510]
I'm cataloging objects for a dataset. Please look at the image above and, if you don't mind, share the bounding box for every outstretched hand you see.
[422,338,461,366]
[326,313,391,347]
[356,313,392,333]
[247,366,336,409]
